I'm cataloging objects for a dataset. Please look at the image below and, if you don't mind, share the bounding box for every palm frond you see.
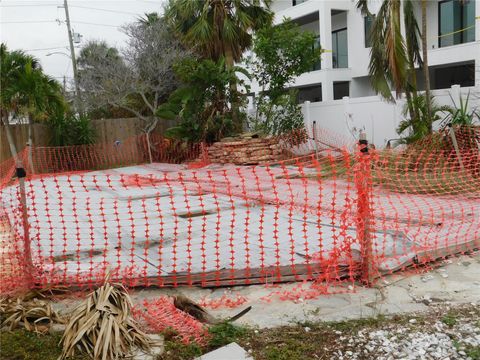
[403,0,423,67]
[356,0,372,16]
[0,296,63,334]
[368,0,408,101]
[60,281,155,360]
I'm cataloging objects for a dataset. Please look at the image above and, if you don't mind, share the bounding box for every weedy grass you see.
[0,329,87,360]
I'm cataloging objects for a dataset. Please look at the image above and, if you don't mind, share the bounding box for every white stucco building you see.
[254,0,480,147]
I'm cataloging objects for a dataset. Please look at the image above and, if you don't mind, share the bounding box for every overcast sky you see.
[0,0,165,86]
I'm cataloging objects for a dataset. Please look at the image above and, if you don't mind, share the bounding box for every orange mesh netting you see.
[133,297,209,345]
[0,126,478,298]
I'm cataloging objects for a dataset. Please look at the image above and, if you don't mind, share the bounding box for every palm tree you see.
[165,0,273,131]
[421,0,432,130]
[1,44,65,169]
[138,12,161,26]
[166,0,273,65]
[397,94,450,143]
[356,0,423,124]
[16,67,65,171]
[403,0,423,124]
[0,44,39,164]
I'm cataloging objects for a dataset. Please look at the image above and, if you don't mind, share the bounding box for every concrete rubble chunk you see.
[195,342,254,360]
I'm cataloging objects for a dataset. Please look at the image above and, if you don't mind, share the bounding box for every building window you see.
[433,62,475,89]
[293,0,308,6]
[332,28,348,68]
[439,0,475,48]
[333,82,350,100]
[364,15,375,48]
[296,84,322,103]
[312,35,321,71]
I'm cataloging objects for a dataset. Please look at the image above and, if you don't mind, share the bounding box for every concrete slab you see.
[195,343,253,360]
[1,162,479,287]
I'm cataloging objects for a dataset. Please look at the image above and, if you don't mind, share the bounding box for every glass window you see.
[463,0,475,43]
[433,62,475,89]
[364,15,375,48]
[439,0,475,47]
[332,28,348,68]
[333,82,350,100]
[296,84,322,103]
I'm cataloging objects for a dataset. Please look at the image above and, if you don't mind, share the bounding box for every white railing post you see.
[450,84,461,108]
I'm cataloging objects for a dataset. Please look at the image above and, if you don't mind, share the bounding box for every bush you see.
[48,113,96,146]
[248,89,304,136]
[158,58,248,143]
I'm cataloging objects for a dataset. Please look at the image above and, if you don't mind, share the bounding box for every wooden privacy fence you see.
[0,117,176,163]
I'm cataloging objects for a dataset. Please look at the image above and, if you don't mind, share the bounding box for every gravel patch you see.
[333,308,480,360]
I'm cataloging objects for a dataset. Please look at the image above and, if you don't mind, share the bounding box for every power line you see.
[1,3,142,15]
[25,46,68,52]
[70,5,137,16]
[72,21,121,28]
[0,20,121,28]
[0,3,59,7]
[0,20,57,24]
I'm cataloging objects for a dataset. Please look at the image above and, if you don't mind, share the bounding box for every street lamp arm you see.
[46,52,72,58]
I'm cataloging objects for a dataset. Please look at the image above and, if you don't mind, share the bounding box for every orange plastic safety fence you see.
[0,126,478,298]
[133,297,209,345]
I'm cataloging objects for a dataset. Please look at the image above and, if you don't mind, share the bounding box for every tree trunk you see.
[2,114,23,167]
[225,48,241,134]
[405,89,416,125]
[421,0,432,131]
[27,114,35,174]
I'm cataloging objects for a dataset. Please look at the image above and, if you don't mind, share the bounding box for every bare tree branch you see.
[77,19,192,132]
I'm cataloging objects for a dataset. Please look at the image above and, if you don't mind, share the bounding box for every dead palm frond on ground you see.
[59,281,153,360]
[0,296,62,334]
[173,294,252,324]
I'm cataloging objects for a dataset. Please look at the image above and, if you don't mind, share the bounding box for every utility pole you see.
[63,0,83,113]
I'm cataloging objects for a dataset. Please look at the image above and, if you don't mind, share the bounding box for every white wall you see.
[350,76,376,98]
[271,0,292,13]
[302,86,480,148]
[271,0,479,84]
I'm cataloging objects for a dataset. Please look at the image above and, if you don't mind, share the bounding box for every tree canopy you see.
[0,43,65,123]
[165,0,273,64]
[78,15,191,132]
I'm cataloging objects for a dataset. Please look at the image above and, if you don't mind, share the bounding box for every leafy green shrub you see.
[248,19,321,136]
[48,113,96,146]
[158,58,248,143]
[440,92,479,129]
[249,89,304,136]
[397,94,450,144]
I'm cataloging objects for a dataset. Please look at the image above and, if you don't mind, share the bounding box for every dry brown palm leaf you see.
[0,296,63,334]
[60,282,153,360]
[173,295,252,325]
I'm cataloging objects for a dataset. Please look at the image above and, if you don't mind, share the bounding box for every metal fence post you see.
[16,166,34,288]
[356,131,374,285]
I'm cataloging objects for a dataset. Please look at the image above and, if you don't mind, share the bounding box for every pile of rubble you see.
[207,134,284,165]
